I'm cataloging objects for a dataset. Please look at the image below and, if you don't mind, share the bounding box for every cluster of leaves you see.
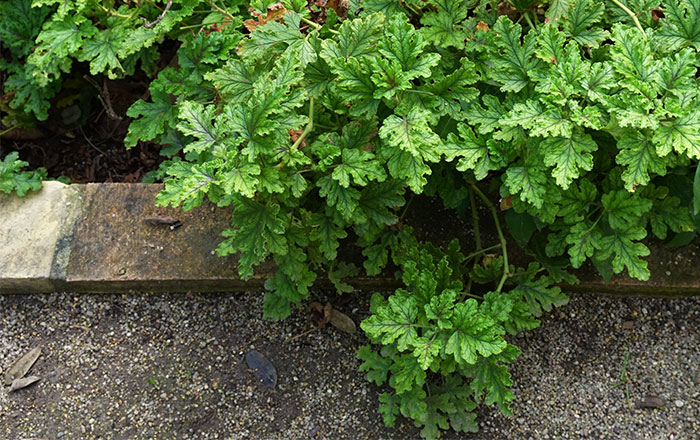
[138,1,488,319]
[4,0,700,437]
[452,0,700,281]
[121,0,700,436]
[0,0,246,122]
[0,0,248,194]
[358,233,568,438]
[0,151,46,195]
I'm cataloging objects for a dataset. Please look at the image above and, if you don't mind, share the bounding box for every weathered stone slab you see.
[568,238,700,297]
[64,183,272,292]
[1,182,699,296]
[0,181,84,293]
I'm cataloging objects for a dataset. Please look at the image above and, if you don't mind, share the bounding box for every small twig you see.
[83,75,122,121]
[79,126,110,157]
[289,326,321,341]
[140,0,172,28]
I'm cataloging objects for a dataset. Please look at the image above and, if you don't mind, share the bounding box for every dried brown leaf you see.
[636,395,665,409]
[4,347,41,386]
[9,375,41,392]
[329,308,356,334]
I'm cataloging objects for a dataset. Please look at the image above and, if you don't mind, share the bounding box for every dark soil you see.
[1,74,166,184]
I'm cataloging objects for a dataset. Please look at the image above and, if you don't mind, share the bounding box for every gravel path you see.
[0,291,698,440]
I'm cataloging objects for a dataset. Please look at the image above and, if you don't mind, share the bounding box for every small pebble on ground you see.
[0,292,698,439]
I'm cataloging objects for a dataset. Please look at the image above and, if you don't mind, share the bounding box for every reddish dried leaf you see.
[500,194,513,211]
[476,21,489,32]
[244,3,288,32]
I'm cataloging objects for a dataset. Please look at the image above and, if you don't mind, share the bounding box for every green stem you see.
[300,15,321,30]
[465,186,481,294]
[403,2,422,16]
[511,265,545,282]
[460,291,484,301]
[469,186,482,252]
[523,12,536,30]
[208,1,236,21]
[313,122,337,130]
[610,0,646,35]
[180,21,226,30]
[398,194,415,223]
[471,184,509,293]
[463,244,501,263]
[142,0,163,11]
[300,16,338,34]
[0,125,17,137]
[94,3,134,18]
[291,97,314,151]
[584,213,603,235]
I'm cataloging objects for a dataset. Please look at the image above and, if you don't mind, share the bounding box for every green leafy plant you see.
[358,228,568,438]
[140,4,487,320]
[3,0,700,437]
[612,351,631,405]
[0,0,249,194]
[119,0,700,437]
[0,0,246,123]
[0,151,46,196]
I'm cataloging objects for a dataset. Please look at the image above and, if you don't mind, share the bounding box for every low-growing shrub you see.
[2,0,700,437]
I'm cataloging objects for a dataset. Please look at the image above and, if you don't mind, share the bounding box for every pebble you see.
[0,292,698,440]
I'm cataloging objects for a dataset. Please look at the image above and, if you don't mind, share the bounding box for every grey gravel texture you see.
[0,291,698,440]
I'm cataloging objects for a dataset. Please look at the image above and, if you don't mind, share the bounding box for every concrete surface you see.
[1,182,699,296]
[0,181,84,292]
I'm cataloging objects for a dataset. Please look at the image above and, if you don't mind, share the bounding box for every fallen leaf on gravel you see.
[4,347,41,386]
[636,395,665,409]
[142,215,179,225]
[309,302,332,327]
[310,302,355,333]
[142,215,182,229]
[245,350,277,388]
[329,309,356,334]
[9,375,40,392]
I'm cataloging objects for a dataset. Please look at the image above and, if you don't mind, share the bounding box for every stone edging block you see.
[1,182,699,296]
